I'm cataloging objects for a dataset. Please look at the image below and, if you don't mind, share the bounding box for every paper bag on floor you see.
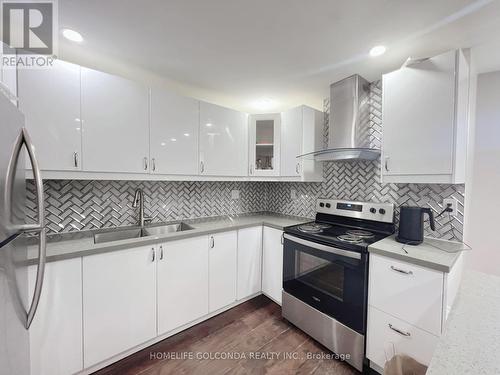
[384,354,427,375]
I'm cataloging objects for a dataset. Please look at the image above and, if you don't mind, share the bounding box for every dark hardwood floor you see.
[94,295,359,375]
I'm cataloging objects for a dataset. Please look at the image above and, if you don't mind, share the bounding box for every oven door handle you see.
[283,234,361,260]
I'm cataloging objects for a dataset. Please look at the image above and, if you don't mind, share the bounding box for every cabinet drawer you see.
[369,254,443,335]
[367,306,439,369]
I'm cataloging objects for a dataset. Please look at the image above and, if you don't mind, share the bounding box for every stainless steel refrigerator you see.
[0,90,46,375]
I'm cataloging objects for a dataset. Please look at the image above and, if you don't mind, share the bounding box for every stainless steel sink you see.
[142,222,194,236]
[93,222,194,244]
[93,228,143,244]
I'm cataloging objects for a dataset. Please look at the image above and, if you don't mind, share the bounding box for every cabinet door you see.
[199,102,248,176]
[367,306,439,369]
[248,114,280,176]
[209,231,237,312]
[150,88,199,175]
[237,227,262,299]
[280,106,303,176]
[18,60,82,171]
[83,246,157,367]
[29,258,83,375]
[368,254,443,335]
[382,50,456,177]
[157,237,209,335]
[1,42,18,104]
[262,227,283,305]
[81,67,149,173]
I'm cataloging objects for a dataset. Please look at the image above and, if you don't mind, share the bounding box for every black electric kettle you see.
[396,206,435,245]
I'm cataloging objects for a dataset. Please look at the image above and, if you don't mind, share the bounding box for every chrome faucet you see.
[132,188,152,227]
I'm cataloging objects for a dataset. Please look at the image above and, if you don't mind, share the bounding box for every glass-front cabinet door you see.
[248,113,280,176]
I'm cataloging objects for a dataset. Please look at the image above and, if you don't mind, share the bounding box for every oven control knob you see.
[319,202,325,207]
[370,207,377,214]
[379,208,386,215]
[325,203,331,208]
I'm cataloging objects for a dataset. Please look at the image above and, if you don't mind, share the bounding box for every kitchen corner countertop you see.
[427,271,500,375]
[368,235,469,273]
[27,212,310,264]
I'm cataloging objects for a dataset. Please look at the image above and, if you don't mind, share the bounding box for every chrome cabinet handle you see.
[5,128,47,329]
[143,157,148,171]
[296,163,300,174]
[281,233,284,245]
[385,156,389,172]
[159,245,164,260]
[73,152,79,168]
[388,323,411,337]
[151,248,155,262]
[249,164,253,175]
[390,265,413,275]
[152,158,156,172]
[210,236,214,249]
[200,161,204,173]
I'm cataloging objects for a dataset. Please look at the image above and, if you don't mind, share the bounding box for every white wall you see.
[464,70,500,276]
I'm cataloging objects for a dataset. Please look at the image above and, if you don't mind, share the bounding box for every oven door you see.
[283,234,368,334]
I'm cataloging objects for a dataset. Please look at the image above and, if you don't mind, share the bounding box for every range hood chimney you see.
[300,74,380,161]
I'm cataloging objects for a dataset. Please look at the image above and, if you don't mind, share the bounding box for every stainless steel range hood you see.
[300,74,380,161]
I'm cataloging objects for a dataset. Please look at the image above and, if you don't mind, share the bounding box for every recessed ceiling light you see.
[171,138,177,142]
[253,97,276,111]
[206,123,212,127]
[184,133,190,137]
[369,45,386,57]
[62,29,83,43]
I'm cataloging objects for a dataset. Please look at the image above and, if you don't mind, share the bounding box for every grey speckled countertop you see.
[427,271,500,375]
[368,235,469,273]
[27,212,310,264]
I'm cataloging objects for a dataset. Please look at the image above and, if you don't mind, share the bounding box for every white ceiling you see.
[58,0,500,113]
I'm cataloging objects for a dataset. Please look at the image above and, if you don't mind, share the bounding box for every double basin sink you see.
[93,222,194,244]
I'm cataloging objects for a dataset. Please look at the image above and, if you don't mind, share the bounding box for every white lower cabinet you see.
[367,306,439,369]
[237,226,262,300]
[208,231,238,312]
[367,253,461,370]
[157,237,209,335]
[82,245,157,367]
[262,227,283,305]
[368,254,443,335]
[28,258,83,375]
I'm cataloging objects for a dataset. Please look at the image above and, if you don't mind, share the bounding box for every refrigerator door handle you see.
[4,127,47,329]
[26,228,46,328]
[5,127,45,233]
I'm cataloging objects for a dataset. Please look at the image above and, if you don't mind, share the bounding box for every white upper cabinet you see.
[248,114,281,176]
[382,49,470,184]
[81,67,150,173]
[150,88,199,175]
[280,105,323,181]
[18,60,82,171]
[281,106,303,177]
[199,102,248,176]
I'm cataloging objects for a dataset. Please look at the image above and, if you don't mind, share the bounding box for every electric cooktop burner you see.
[345,229,374,238]
[297,223,332,233]
[337,234,365,244]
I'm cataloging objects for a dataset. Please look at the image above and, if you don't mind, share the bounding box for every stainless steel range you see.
[282,199,395,372]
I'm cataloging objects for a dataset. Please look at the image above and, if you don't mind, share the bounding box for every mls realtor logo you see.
[1,0,58,68]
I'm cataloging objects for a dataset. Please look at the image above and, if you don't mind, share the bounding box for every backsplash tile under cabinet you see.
[26,180,268,234]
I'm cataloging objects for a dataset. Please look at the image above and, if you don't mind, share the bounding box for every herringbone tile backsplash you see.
[27,80,465,241]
